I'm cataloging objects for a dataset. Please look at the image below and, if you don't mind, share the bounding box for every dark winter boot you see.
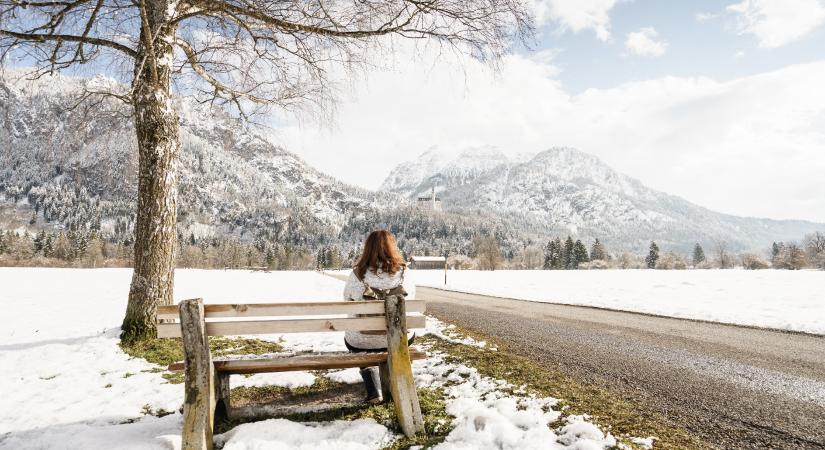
[360,368,382,404]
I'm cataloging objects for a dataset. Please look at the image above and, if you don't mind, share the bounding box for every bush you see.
[742,254,769,270]
[579,259,608,270]
[773,244,807,270]
[656,252,687,270]
[447,254,475,270]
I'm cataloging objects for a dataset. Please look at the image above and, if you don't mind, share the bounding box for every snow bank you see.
[414,269,825,334]
[217,418,395,450]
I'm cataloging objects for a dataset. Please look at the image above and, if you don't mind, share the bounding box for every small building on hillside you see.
[409,255,446,270]
[416,187,442,211]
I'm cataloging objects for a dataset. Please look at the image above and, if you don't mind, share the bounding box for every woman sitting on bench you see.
[343,229,416,403]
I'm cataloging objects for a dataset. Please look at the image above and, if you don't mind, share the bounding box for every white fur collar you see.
[361,267,404,289]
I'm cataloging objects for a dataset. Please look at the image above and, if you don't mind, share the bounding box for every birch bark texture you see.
[122,0,181,342]
[1,0,534,343]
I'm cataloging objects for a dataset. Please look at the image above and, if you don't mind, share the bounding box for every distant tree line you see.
[0,229,325,270]
[454,232,825,271]
[2,226,824,271]
[0,229,127,267]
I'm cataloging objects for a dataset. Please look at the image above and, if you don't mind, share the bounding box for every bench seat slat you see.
[156,315,426,338]
[157,300,427,320]
[167,349,426,374]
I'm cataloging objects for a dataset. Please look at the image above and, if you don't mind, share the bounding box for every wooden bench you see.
[157,297,427,450]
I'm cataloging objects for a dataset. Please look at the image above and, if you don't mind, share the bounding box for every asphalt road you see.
[419,286,825,450]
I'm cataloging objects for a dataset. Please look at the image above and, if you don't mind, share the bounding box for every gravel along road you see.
[420,287,825,450]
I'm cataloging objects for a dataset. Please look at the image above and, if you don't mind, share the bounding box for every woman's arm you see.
[402,269,416,300]
[342,271,363,301]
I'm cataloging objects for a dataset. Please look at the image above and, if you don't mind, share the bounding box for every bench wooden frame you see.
[157,298,426,450]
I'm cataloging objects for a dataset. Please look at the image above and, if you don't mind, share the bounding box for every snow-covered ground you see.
[0,268,625,450]
[409,269,825,335]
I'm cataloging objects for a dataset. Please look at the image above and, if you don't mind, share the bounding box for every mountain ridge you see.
[0,71,399,245]
[381,146,823,252]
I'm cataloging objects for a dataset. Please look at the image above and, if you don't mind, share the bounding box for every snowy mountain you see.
[2,71,821,255]
[0,72,397,244]
[381,147,824,251]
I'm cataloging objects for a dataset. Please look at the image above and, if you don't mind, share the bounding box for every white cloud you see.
[696,12,721,22]
[272,44,825,222]
[624,27,668,57]
[532,0,617,41]
[727,0,825,48]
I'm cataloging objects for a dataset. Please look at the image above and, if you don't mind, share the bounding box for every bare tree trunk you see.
[120,2,179,344]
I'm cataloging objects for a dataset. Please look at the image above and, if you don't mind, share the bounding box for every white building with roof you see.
[409,255,446,270]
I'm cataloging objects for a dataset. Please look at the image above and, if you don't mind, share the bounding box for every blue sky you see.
[533,0,825,93]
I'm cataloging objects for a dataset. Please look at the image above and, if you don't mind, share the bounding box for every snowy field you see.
[409,269,825,335]
[0,268,624,450]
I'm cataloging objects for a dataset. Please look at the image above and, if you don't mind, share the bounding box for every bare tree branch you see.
[0,29,137,56]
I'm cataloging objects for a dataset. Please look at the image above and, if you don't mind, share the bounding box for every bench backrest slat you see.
[157,300,426,321]
[156,315,426,338]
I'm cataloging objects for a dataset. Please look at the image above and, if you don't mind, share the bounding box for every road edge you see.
[419,285,825,339]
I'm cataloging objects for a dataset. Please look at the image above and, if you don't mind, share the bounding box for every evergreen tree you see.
[543,240,553,269]
[770,242,784,266]
[645,241,660,269]
[544,238,564,269]
[572,240,589,269]
[33,231,47,255]
[315,246,327,269]
[563,236,575,269]
[550,238,563,269]
[325,246,341,269]
[43,233,55,258]
[267,248,276,268]
[589,239,606,261]
[692,243,706,266]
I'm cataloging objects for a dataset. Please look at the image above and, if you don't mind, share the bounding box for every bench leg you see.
[214,372,231,425]
[384,297,425,437]
[180,298,215,450]
[378,363,392,403]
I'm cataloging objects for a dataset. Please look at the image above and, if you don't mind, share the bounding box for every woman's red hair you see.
[355,230,405,280]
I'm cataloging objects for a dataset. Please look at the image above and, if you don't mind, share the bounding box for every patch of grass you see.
[141,404,174,418]
[420,328,714,450]
[120,336,285,384]
[119,337,184,367]
[162,372,185,384]
[230,374,346,406]
[379,388,453,450]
